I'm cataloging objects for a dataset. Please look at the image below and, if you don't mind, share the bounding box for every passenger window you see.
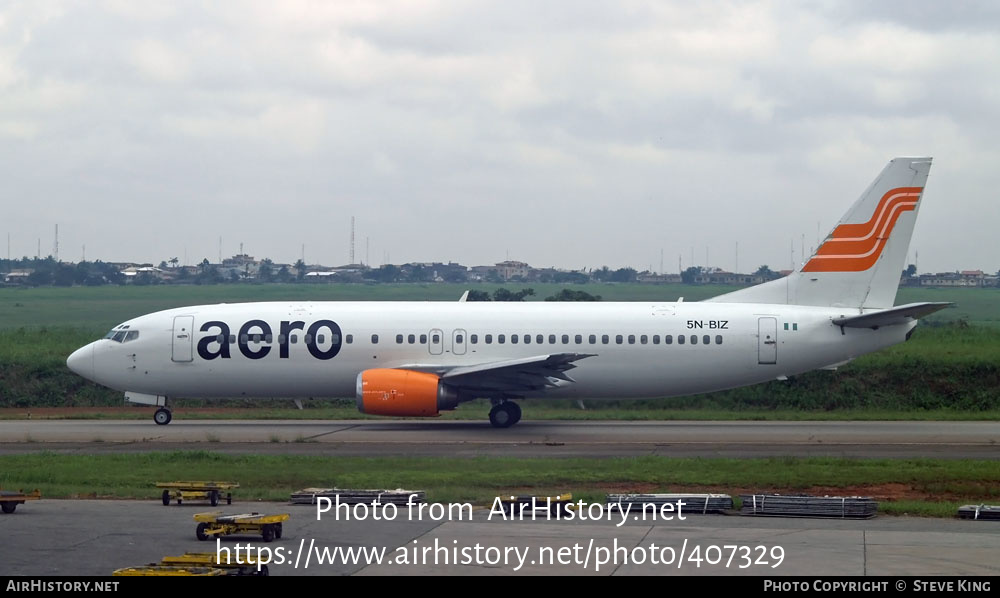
[640,335,648,344]
[653,335,660,344]
[420,334,428,344]
[548,334,556,344]
[408,334,416,344]
[715,335,723,345]
[371,334,379,344]
[485,334,493,344]
[703,335,710,345]
[431,334,439,343]
[346,335,353,344]
[396,334,403,344]
[523,334,530,344]
[317,335,324,343]
[589,334,596,344]
[216,334,225,344]
[628,335,636,344]
[690,335,698,345]
[265,334,273,343]
[252,334,261,343]
[277,335,285,344]
[562,334,569,344]
[602,334,609,344]
[471,334,478,344]
[615,335,623,344]
[665,335,672,344]
[574,335,582,344]
[511,335,518,344]
[456,334,463,344]
[537,334,544,344]
[499,334,506,344]
[281,335,288,344]
[677,335,684,345]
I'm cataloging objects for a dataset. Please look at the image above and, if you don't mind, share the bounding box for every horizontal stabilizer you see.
[832,302,952,329]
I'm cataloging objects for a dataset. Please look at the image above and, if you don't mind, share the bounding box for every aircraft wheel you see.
[161,490,170,506]
[507,401,522,425]
[489,403,518,428]
[153,408,172,425]
[1,502,16,514]
[210,491,219,507]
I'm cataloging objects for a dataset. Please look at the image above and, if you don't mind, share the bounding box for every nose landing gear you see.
[489,401,522,428]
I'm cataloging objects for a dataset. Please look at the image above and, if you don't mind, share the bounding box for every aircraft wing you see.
[832,302,953,329]
[398,353,596,393]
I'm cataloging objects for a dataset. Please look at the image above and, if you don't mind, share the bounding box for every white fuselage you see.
[68,301,912,402]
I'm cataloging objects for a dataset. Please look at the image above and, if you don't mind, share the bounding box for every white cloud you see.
[129,39,190,84]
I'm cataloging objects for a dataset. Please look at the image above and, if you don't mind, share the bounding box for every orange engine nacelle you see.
[356,369,460,417]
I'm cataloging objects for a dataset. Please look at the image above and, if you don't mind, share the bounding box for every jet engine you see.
[355,369,459,416]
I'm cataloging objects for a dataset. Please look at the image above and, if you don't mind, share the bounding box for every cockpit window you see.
[104,325,138,343]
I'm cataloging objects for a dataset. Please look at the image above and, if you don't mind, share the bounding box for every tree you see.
[406,264,432,282]
[681,266,701,284]
[545,289,601,301]
[168,257,179,268]
[591,266,612,282]
[257,258,274,282]
[754,265,774,277]
[276,265,292,283]
[294,259,307,281]
[903,264,917,278]
[492,288,534,301]
[368,264,401,283]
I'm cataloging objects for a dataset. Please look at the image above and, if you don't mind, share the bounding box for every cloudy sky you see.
[2,1,998,273]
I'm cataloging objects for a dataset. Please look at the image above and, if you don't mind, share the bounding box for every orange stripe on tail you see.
[802,187,922,272]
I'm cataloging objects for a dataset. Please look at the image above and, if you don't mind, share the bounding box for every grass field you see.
[0,452,994,517]
[0,283,998,415]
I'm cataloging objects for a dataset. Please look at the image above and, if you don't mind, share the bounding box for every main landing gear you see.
[153,407,172,425]
[489,401,521,428]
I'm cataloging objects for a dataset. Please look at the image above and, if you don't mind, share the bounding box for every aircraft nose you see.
[67,344,94,380]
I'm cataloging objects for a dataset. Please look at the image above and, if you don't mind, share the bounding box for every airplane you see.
[67,157,949,427]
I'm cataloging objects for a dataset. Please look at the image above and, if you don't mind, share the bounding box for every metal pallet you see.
[958,504,1000,521]
[290,488,426,505]
[740,494,878,519]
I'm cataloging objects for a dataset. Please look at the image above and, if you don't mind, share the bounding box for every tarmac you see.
[1,419,998,458]
[2,499,997,576]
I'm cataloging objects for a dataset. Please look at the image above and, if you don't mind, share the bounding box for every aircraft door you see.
[452,329,467,355]
[172,315,195,363]
[758,317,777,364]
[429,329,444,355]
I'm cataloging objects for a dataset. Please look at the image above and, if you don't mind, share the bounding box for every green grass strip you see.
[2,453,996,517]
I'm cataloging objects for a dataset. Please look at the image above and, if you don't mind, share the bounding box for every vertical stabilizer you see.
[707,157,932,309]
